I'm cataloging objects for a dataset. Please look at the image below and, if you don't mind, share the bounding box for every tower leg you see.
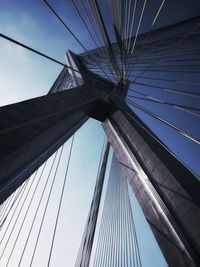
[103,107,200,267]
[0,86,99,204]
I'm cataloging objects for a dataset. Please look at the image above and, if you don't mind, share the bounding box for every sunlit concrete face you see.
[103,111,200,267]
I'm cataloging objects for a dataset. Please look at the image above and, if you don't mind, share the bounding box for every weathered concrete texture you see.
[103,110,200,267]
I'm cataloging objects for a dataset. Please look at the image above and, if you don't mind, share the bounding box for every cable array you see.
[78,1,200,171]
[1,1,200,266]
[0,136,75,266]
[93,155,142,267]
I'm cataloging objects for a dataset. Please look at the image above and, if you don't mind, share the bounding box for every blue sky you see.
[1,0,199,266]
